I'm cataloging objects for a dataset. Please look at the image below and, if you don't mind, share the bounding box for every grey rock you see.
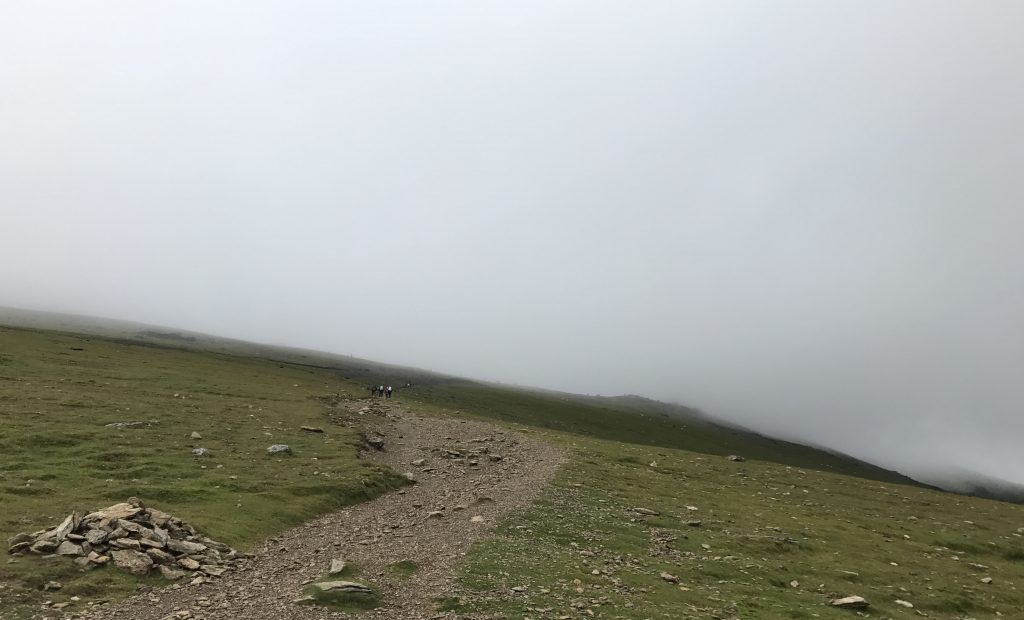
[311,581,373,595]
[117,519,152,537]
[85,529,108,545]
[329,559,347,575]
[7,532,34,548]
[158,565,187,580]
[152,526,170,545]
[30,540,59,554]
[111,549,153,575]
[830,595,869,609]
[300,426,324,433]
[178,557,201,570]
[146,548,176,564]
[109,538,142,550]
[727,454,746,462]
[267,444,292,456]
[189,431,202,440]
[55,541,82,556]
[54,512,81,542]
[43,581,63,591]
[104,421,158,429]
[166,539,207,555]
[192,447,210,457]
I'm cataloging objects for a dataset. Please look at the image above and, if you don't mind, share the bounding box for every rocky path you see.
[81,399,564,620]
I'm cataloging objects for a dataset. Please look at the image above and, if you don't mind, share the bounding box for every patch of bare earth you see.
[80,399,565,619]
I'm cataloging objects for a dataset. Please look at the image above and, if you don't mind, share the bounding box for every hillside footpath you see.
[80,399,564,619]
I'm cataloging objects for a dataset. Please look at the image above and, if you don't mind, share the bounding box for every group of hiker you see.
[370,384,394,398]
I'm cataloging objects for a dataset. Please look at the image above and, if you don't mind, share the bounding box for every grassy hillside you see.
[3,319,1024,619]
[404,382,918,486]
[0,326,405,618]
[440,429,1024,619]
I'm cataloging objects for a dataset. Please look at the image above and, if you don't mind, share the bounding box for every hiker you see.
[378,385,384,398]
[386,385,393,399]
[370,384,377,397]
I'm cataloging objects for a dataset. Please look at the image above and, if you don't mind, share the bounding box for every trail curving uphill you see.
[81,400,564,620]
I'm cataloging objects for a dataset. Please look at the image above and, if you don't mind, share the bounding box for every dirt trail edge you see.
[82,399,565,620]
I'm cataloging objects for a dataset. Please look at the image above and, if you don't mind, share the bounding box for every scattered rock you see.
[727,454,745,461]
[660,572,679,584]
[470,515,485,524]
[366,436,385,451]
[192,448,210,457]
[43,581,63,592]
[427,511,444,519]
[789,580,799,588]
[895,599,914,608]
[301,426,324,433]
[189,432,202,440]
[267,444,292,456]
[831,595,869,609]
[412,459,426,467]
[981,577,993,584]
[633,507,660,516]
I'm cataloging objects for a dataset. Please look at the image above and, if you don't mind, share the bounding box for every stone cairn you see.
[6,498,244,580]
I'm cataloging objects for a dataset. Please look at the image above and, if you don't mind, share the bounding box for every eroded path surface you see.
[83,400,564,620]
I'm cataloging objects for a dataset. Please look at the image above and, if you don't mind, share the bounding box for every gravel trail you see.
[80,399,564,620]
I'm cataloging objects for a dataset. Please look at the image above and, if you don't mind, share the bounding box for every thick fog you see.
[2,2,1023,486]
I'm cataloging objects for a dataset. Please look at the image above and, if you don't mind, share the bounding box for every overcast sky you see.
[2,1,1023,486]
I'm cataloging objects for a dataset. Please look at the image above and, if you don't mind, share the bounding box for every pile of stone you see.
[6,498,244,580]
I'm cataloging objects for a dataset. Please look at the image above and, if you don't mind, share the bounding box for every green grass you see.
[386,559,419,580]
[0,326,406,618]
[438,433,1024,619]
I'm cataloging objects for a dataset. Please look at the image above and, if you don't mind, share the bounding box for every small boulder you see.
[660,572,679,584]
[190,431,202,440]
[311,581,373,595]
[267,444,292,456]
[111,549,154,575]
[192,448,210,457]
[830,595,869,609]
[158,565,187,580]
[301,426,324,433]
[329,559,347,575]
[727,455,745,462]
[55,541,82,556]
